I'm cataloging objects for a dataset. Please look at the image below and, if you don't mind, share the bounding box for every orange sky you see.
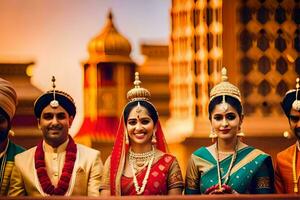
[0,0,170,134]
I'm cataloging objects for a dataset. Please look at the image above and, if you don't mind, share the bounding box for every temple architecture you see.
[138,44,169,123]
[166,0,299,173]
[166,0,299,142]
[75,11,136,150]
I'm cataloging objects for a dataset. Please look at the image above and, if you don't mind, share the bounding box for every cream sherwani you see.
[8,140,103,196]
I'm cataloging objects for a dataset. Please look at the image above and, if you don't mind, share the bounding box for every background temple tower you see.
[166,0,223,142]
[75,11,136,157]
[138,43,170,123]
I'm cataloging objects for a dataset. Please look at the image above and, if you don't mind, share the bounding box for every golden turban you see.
[0,78,17,121]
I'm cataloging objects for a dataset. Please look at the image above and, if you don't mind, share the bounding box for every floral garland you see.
[34,136,77,195]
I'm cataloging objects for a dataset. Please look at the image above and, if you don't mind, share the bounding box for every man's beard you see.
[294,127,300,140]
[0,129,9,143]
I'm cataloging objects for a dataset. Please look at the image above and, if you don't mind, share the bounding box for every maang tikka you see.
[221,95,228,112]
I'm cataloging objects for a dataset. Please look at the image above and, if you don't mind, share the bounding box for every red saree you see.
[121,154,175,195]
[110,114,169,195]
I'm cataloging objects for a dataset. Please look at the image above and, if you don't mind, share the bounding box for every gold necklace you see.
[292,142,299,193]
[129,147,155,195]
[129,147,155,172]
[215,140,238,190]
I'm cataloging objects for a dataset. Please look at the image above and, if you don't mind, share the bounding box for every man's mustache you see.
[48,125,63,130]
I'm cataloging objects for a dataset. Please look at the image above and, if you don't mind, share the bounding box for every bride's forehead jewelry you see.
[209,67,242,114]
[292,78,300,111]
[221,95,228,112]
[136,101,142,113]
[127,72,151,102]
[50,76,59,108]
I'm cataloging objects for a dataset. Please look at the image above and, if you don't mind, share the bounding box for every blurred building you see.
[138,44,170,123]
[75,11,136,158]
[0,61,42,148]
[167,0,299,172]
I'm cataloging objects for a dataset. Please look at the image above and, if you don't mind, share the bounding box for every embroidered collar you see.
[34,136,77,195]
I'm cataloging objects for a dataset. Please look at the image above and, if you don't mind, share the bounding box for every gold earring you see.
[209,128,217,143]
[151,131,157,144]
[9,130,15,137]
[237,126,245,137]
[125,131,129,145]
[237,132,245,137]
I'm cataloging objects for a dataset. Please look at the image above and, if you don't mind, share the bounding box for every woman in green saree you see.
[185,68,274,194]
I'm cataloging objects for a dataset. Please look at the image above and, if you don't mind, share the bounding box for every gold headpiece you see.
[50,76,59,108]
[209,67,242,103]
[292,78,300,111]
[127,72,151,102]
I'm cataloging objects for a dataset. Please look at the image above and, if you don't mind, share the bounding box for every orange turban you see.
[0,78,17,121]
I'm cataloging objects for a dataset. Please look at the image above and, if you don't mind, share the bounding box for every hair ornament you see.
[127,72,151,102]
[292,78,300,111]
[50,76,59,108]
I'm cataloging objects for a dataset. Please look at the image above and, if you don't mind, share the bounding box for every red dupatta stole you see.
[110,113,168,195]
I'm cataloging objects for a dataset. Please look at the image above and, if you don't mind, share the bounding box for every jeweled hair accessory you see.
[292,78,300,111]
[50,76,59,108]
[209,67,242,103]
[127,72,151,102]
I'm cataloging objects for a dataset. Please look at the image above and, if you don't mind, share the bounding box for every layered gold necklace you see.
[292,141,300,193]
[128,146,155,195]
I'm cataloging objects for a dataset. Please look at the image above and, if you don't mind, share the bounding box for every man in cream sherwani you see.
[8,77,103,196]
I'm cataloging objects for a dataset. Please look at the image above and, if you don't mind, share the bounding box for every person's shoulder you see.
[160,152,176,160]
[193,146,209,157]
[163,152,175,158]
[8,141,26,153]
[14,146,36,161]
[244,145,270,157]
[277,144,295,158]
[76,143,100,155]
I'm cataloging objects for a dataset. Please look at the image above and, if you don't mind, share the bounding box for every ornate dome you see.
[88,11,132,62]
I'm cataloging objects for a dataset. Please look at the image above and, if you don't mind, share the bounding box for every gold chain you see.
[292,142,299,193]
[215,140,238,189]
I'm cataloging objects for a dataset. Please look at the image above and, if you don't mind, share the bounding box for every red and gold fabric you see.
[102,113,183,195]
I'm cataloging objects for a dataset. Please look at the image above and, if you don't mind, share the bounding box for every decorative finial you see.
[108,10,113,20]
[221,67,228,82]
[134,72,141,88]
[292,77,300,111]
[126,72,151,102]
[52,76,56,89]
[50,76,59,108]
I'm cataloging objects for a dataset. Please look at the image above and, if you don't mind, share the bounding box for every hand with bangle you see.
[204,184,236,194]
